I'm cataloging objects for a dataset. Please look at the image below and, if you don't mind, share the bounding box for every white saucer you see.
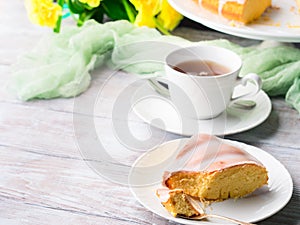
[129,138,293,224]
[132,81,272,136]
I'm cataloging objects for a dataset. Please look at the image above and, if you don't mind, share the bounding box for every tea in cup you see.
[150,45,262,120]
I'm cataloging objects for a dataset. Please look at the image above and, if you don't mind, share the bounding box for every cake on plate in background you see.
[199,0,272,24]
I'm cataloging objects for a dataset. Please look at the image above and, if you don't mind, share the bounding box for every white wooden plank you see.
[0,145,158,225]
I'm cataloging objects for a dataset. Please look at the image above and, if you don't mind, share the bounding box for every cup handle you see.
[231,73,262,101]
[148,77,170,97]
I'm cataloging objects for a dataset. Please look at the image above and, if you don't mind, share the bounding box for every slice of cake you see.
[156,134,268,217]
[156,188,201,217]
[199,0,272,24]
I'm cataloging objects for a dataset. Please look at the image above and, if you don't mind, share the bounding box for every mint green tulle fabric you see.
[11,20,300,114]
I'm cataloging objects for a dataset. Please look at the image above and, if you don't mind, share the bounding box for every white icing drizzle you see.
[173,134,262,172]
[218,0,246,14]
[199,0,247,15]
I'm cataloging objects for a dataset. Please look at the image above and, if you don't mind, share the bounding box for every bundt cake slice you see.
[156,134,268,217]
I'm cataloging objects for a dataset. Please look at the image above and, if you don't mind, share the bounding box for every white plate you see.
[132,81,271,136]
[129,138,293,224]
[168,0,300,42]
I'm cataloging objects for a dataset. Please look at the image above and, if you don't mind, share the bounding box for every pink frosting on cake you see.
[167,133,261,174]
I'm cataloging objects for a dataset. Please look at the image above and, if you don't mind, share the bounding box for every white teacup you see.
[150,45,262,120]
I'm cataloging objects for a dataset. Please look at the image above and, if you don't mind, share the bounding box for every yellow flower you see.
[157,0,183,31]
[79,0,101,8]
[130,0,182,32]
[129,0,161,28]
[25,0,62,28]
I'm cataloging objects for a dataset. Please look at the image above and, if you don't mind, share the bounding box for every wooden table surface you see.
[1,1,299,225]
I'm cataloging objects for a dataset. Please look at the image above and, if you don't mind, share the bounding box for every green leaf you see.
[77,10,98,26]
[121,0,136,23]
[91,8,104,23]
[67,0,86,14]
[101,0,136,21]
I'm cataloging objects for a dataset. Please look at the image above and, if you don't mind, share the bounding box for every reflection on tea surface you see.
[173,60,230,76]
